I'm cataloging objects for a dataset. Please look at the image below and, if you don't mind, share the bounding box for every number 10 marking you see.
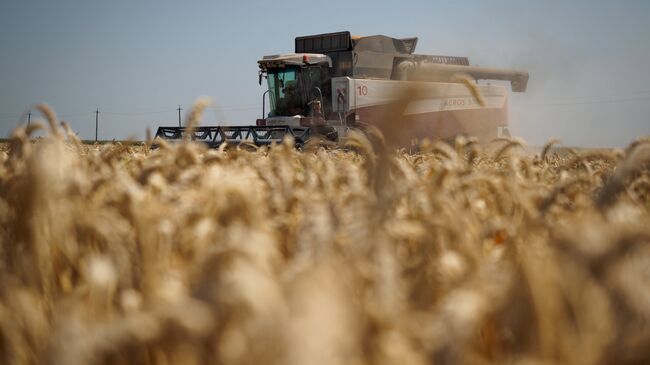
[357,85,368,96]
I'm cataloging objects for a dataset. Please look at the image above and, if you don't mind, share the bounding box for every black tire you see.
[311,126,338,142]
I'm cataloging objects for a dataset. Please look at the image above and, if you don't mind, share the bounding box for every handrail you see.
[262,89,271,119]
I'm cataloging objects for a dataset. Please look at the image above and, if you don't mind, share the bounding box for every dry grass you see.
[0,105,649,365]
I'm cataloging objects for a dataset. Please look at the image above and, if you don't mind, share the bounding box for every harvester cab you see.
[257,53,332,125]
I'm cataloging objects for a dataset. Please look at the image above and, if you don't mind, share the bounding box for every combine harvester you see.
[155,31,528,147]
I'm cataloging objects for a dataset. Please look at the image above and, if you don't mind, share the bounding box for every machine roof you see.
[295,31,418,55]
[258,53,332,68]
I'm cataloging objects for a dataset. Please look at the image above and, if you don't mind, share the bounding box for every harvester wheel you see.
[311,126,338,142]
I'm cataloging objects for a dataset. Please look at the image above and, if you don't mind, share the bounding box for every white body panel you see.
[330,76,510,142]
[331,77,508,114]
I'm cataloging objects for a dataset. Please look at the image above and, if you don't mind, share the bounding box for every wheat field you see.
[0,104,649,365]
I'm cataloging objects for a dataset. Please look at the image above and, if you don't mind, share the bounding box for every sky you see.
[1,0,649,147]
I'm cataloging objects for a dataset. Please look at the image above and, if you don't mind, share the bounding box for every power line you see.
[0,112,23,117]
[102,109,176,116]
[58,112,94,118]
[0,103,261,120]
[0,114,22,120]
[519,94,650,107]
[520,90,650,103]
[208,105,259,111]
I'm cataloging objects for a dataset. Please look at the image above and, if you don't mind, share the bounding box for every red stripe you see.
[355,102,508,145]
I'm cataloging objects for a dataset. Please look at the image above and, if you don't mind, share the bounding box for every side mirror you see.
[258,71,263,85]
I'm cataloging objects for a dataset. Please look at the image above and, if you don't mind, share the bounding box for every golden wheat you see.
[0,104,649,365]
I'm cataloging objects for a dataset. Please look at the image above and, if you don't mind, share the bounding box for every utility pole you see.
[27,111,31,126]
[177,105,182,127]
[95,108,100,142]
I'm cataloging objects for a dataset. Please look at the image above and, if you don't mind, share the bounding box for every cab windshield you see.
[266,67,304,116]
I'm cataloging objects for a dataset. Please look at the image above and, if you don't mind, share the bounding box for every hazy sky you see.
[1,0,649,147]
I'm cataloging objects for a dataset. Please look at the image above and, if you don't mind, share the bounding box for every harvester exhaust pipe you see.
[399,61,529,92]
